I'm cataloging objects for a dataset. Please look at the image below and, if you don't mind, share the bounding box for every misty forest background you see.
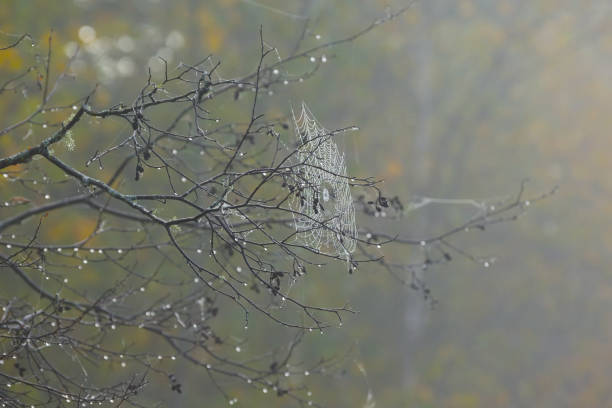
[2,0,612,407]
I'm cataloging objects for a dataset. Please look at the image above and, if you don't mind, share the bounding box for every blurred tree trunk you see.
[403,1,435,388]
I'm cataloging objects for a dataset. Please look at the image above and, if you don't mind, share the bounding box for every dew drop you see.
[322,187,330,202]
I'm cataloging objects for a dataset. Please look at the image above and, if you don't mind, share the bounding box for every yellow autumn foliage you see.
[198,8,225,53]
[0,48,24,71]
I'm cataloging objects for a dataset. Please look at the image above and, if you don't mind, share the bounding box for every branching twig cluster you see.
[0,7,552,407]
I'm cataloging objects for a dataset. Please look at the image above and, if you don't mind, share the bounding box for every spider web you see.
[289,102,357,259]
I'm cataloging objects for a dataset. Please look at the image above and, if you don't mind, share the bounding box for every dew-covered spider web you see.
[289,102,357,259]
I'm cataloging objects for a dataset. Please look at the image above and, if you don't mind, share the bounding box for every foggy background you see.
[2,0,611,406]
